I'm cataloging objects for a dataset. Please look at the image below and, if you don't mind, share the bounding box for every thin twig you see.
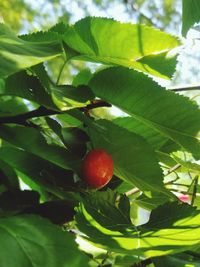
[166,182,188,187]
[164,164,181,176]
[124,0,158,29]
[169,85,200,92]
[125,187,140,197]
[0,101,111,125]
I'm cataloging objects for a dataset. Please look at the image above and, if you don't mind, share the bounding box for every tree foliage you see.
[0,1,200,266]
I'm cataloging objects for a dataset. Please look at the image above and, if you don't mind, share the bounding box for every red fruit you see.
[82,149,114,189]
[178,194,190,203]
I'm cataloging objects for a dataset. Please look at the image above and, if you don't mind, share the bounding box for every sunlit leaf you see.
[63,17,180,78]
[76,202,200,258]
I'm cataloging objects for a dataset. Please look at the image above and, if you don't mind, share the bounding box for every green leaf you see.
[19,30,60,43]
[0,24,62,78]
[136,50,178,79]
[32,64,94,110]
[81,190,132,232]
[0,159,19,190]
[153,252,200,267]
[45,118,88,158]
[50,22,70,35]
[0,146,77,200]
[56,113,83,127]
[156,151,178,168]
[0,71,56,109]
[182,0,200,36]
[0,95,29,116]
[63,17,180,78]
[134,194,171,211]
[76,201,200,258]
[172,154,200,174]
[114,254,140,267]
[87,119,174,202]
[51,84,94,110]
[61,127,88,157]
[0,64,93,112]
[17,171,50,202]
[89,67,200,159]
[0,124,79,170]
[114,117,168,150]
[144,202,194,229]
[72,68,93,86]
[0,215,90,267]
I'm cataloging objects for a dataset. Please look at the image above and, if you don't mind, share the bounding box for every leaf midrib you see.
[0,224,36,267]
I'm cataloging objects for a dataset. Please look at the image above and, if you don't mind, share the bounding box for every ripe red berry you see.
[82,149,114,189]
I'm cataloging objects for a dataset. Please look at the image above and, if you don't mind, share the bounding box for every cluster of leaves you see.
[0,1,200,266]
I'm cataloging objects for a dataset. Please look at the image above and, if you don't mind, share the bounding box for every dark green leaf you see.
[135,193,175,211]
[89,67,200,159]
[0,96,29,116]
[0,159,19,189]
[87,119,174,202]
[144,202,194,229]
[0,215,90,267]
[153,252,200,267]
[72,68,93,86]
[61,127,88,157]
[0,124,79,170]
[81,190,132,232]
[114,117,168,150]
[114,254,140,267]
[0,71,56,109]
[0,147,78,201]
[52,84,94,110]
[182,0,200,36]
[32,64,94,110]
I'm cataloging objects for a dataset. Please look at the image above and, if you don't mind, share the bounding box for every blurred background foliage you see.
[0,0,181,33]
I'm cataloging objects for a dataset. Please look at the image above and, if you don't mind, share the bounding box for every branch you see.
[79,100,111,112]
[124,0,159,29]
[169,85,200,92]
[131,3,157,28]
[0,101,111,125]
[0,106,57,125]
[164,164,181,176]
